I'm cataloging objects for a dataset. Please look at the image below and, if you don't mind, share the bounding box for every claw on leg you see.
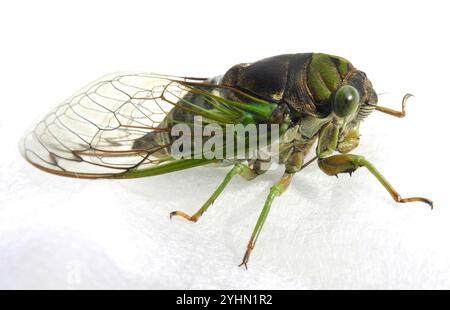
[238,244,254,269]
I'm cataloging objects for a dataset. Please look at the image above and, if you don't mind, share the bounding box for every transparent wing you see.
[20,72,277,179]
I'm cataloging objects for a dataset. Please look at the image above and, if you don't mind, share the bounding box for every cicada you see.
[21,53,433,268]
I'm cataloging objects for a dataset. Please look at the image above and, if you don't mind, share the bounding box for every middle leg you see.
[239,172,295,268]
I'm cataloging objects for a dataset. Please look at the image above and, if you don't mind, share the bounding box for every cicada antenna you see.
[376,92,389,96]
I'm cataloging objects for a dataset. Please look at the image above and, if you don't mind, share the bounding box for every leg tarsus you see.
[393,195,433,210]
[169,210,199,222]
[375,93,413,118]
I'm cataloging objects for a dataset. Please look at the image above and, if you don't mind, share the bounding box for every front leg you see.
[315,118,432,209]
[337,128,360,153]
[318,154,433,209]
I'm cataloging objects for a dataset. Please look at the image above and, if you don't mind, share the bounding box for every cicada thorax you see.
[221,53,339,117]
[221,53,377,120]
[221,54,311,116]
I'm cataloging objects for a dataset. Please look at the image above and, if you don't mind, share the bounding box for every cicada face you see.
[335,70,378,140]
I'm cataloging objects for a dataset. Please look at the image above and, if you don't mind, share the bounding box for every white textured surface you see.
[1,0,450,289]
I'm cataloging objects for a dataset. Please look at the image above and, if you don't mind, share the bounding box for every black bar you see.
[0,290,447,307]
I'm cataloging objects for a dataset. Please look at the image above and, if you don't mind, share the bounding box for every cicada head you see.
[331,69,378,138]
[346,70,378,122]
[306,54,377,120]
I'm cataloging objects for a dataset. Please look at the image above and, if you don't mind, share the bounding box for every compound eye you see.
[333,85,360,118]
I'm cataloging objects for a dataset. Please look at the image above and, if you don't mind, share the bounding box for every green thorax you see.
[307,53,354,102]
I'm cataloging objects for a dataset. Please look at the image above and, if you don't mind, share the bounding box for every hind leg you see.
[170,163,259,223]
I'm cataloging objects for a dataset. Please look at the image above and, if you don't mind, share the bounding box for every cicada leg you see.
[170,163,258,223]
[239,172,294,269]
[318,154,433,209]
[375,93,413,118]
[337,128,360,153]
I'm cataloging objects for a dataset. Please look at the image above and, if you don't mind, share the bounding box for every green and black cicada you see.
[21,53,433,268]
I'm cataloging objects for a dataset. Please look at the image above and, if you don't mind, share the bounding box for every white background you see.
[1,0,449,289]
